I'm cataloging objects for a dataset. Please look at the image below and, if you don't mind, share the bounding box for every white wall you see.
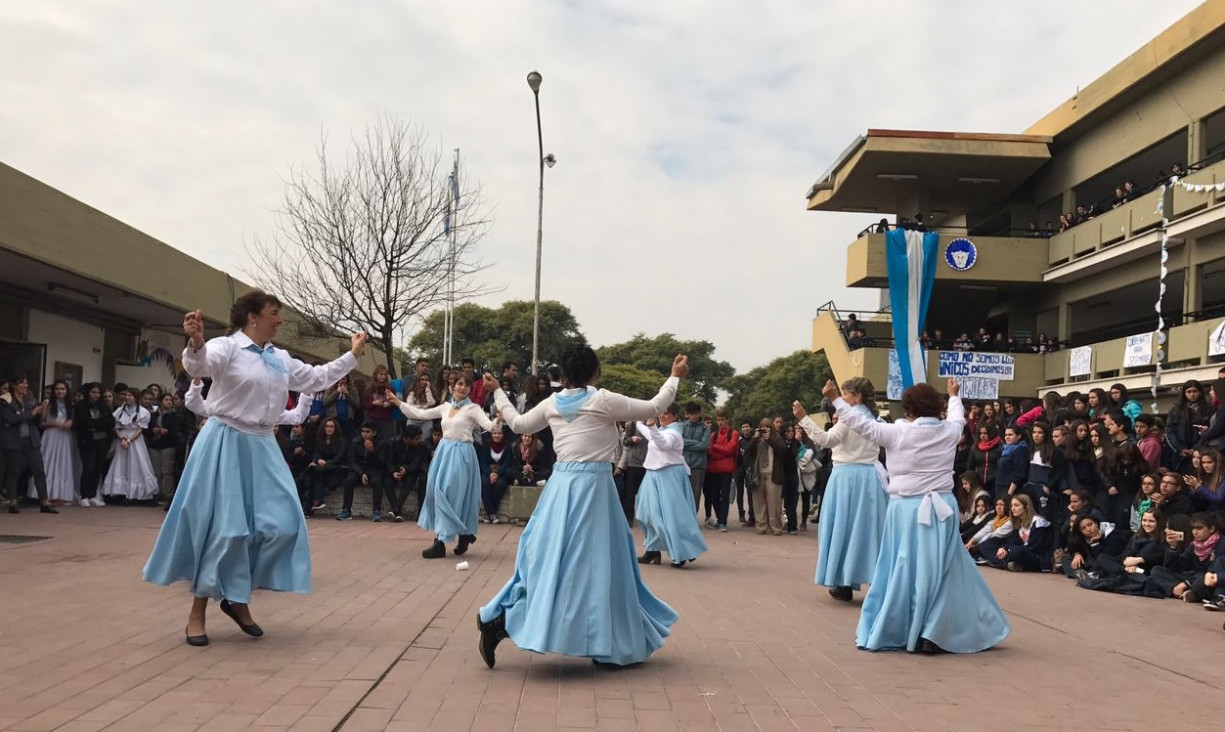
[26,309,104,385]
[114,364,176,393]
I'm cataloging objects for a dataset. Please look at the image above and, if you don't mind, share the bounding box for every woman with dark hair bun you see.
[793,377,887,603]
[821,378,1010,654]
[476,346,688,668]
[143,291,368,647]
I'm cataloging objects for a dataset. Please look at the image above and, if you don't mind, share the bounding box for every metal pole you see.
[531,88,544,376]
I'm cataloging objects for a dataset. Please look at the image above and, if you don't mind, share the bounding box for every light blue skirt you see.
[856,493,1011,653]
[417,438,480,542]
[636,464,708,562]
[816,463,887,588]
[479,462,677,666]
[142,419,311,604]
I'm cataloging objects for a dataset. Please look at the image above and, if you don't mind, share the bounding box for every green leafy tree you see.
[597,363,668,400]
[596,333,733,404]
[406,300,586,377]
[723,350,833,425]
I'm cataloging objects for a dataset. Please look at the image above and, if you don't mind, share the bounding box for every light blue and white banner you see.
[886,228,939,389]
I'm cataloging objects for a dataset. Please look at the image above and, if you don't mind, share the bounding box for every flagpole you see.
[445,148,460,367]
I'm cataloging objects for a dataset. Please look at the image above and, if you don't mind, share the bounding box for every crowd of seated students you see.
[947,375,1225,630]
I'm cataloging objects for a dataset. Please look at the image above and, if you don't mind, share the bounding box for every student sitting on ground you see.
[983,494,1051,572]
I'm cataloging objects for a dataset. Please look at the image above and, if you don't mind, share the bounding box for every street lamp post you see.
[527,70,548,376]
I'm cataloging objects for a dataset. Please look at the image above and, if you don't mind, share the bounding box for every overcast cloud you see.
[0,1,1204,371]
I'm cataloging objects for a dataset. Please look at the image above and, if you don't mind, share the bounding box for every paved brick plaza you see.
[1,508,1223,732]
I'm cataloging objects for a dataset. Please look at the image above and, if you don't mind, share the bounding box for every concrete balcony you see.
[1042,317,1225,407]
[845,232,1049,288]
[1172,157,1225,218]
[811,310,1047,403]
[1046,188,1167,267]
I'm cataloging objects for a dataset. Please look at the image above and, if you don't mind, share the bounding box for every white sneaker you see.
[79,498,91,507]
[704,517,717,528]
[91,497,106,507]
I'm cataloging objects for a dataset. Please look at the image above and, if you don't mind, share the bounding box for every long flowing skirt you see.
[636,464,708,562]
[856,493,1010,653]
[35,429,79,502]
[816,463,888,588]
[417,438,480,542]
[142,419,311,604]
[100,437,159,500]
[479,462,677,665]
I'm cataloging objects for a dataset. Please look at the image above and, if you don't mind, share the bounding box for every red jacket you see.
[707,427,739,474]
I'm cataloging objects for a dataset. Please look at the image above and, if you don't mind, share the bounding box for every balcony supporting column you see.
[1058,301,1072,347]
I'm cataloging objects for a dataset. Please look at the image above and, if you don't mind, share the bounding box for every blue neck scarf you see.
[244,343,287,374]
[1001,441,1025,459]
[555,387,595,422]
[450,397,472,409]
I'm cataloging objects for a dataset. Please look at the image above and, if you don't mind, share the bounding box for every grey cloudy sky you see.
[0,1,1204,372]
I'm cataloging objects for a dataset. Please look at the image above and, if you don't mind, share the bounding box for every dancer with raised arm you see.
[792,377,887,602]
[635,404,708,568]
[387,374,493,558]
[814,378,1010,654]
[476,346,688,668]
[143,291,367,646]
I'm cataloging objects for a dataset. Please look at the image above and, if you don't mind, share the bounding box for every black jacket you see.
[387,439,431,479]
[74,398,115,444]
[0,396,41,450]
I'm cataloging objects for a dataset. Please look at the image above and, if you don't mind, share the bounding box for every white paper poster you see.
[1069,346,1092,377]
[887,349,903,400]
[936,351,1015,379]
[1210,321,1225,357]
[1123,334,1152,368]
[956,376,1000,401]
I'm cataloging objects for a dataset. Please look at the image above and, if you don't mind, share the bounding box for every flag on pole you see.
[885,228,940,389]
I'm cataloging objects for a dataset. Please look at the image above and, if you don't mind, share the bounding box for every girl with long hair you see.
[1166,380,1212,474]
[39,380,78,505]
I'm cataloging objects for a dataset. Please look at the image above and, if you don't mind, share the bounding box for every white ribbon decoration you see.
[917,490,955,527]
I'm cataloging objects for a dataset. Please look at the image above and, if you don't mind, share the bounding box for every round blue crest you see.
[945,238,977,271]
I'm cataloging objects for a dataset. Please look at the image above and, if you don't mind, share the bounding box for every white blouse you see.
[638,422,687,472]
[798,410,879,465]
[834,395,966,523]
[182,331,358,435]
[184,381,314,425]
[493,377,678,464]
[394,401,494,442]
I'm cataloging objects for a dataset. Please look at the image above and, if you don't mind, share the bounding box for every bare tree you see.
[249,116,493,376]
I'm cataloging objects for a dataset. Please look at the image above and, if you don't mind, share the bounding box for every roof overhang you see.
[805,129,1052,214]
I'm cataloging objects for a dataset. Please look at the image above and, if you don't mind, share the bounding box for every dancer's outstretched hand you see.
[483,373,500,393]
[183,310,204,347]
[671,355,690,379]
[350,332,369,356]
[820,380,839,402]
[947,378,960,397]
[384,389,401,406]
[792,401,807,420]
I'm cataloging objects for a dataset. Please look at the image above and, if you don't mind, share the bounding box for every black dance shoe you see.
[422,539,446,559]
[455,534,476,556]
[185,628,209,647]
[670,560,688,569]
[637,551,661,565]
[478,613,508,669]
[915,637,948,655]
[828,586,853,602]
[219,599,264,637]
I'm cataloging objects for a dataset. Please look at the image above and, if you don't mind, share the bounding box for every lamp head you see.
[526,71,542,93]
[543,153,556,168]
